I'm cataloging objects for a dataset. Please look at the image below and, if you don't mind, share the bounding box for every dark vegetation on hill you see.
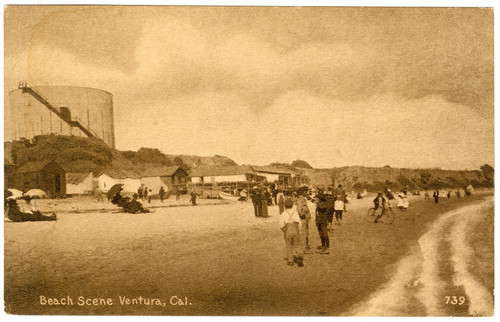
[6,135,237,174]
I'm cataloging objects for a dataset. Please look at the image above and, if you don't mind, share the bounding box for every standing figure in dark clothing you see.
[137,187,143,199]
[276,189,285,214]
[251,186,261,217]
[261,188,269,217]
[433,190,439,203]
[159,187,166,202]
[190,190,197,205]
[315,192,331,254]
[143,186,148,201]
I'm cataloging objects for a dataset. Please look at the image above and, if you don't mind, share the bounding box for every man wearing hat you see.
[251,186,261,217]
[315,191,331,254]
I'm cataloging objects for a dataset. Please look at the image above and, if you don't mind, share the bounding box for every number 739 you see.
[445,296,466,305]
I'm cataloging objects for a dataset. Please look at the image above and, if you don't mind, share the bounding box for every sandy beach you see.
[4,190,494,316]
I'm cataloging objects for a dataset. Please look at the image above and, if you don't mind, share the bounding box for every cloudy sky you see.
[4,6,494,169]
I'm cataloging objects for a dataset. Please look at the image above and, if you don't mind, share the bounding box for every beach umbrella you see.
[24,189,48,199]
[107,184,124,199]
[7,188,23,199]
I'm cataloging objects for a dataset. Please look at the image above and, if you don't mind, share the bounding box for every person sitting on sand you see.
[279,198,303,267]
[111,188,129,208]
[5,197,56,222]
[123,194,149,214]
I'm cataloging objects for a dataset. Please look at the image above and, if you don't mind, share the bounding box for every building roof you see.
[95,168,141,179]
[189,165,255,177]
[251,165,297,176]
[17,160,62,173]
[66,172,92,184]
[141,166,185,177]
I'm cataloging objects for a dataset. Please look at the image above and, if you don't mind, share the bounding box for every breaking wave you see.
[348,198,494,316]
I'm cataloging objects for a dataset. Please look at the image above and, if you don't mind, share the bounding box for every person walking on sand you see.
[279,198,303,267]
[334,194,345,225]
[296,191,312,254]
[315,191,331,254]
[190,190,197,206]
[251,186,261,217]
[433,190,439,203]
[159,186,166,203]
[148,189,153,204]
[261,187,269,217]
[94,186,104,202]
[276,189,285,214]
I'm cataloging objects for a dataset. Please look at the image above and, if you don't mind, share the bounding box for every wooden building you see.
[15,161,66,198]
[189,166,264,198]
[251,166,302,188]
[141,166,189,194]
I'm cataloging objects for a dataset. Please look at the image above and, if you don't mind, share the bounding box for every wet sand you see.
[4,191,494,315]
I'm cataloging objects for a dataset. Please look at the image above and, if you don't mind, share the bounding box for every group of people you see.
[427,188,470,204]
[137,186,154,203]
[250,186,272,217]
[278,184,348,267]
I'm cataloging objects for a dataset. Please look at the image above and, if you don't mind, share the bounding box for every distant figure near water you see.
[433,190,439,203]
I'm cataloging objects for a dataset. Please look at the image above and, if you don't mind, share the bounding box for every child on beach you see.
[279,198,304,267]
[334,195,344,225]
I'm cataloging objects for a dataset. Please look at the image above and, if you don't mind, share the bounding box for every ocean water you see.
[347,197,494,317]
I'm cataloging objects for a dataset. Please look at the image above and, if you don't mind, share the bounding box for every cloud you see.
[114,89,493,170]
[3,7,493,170]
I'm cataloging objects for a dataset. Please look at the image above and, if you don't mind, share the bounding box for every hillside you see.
[5,135,237,175]
[297,165,493,191]
[4,135,493,191]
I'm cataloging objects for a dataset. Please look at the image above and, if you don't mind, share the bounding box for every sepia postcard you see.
[2,4,495,317]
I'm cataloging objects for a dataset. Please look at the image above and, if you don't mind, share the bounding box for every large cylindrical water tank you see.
[6,86,115,148]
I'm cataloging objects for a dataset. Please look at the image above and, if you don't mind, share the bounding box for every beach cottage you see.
[15,160,66,198]
[66,172,93,195]
[94,169,141,193]
[140,166,189,194]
